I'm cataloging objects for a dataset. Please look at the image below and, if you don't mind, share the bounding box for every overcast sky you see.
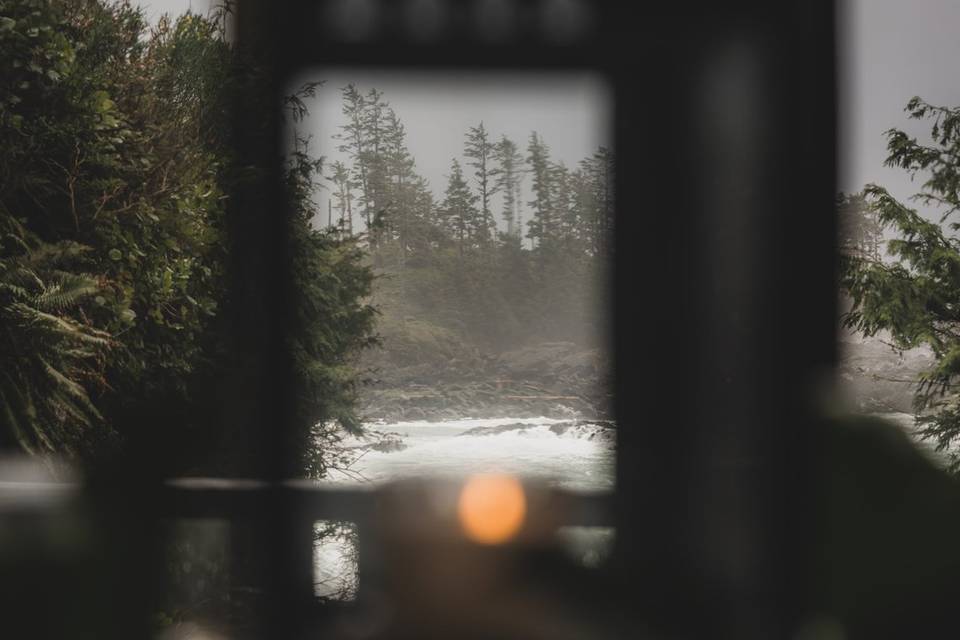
[839,0,960,212]
[142,0,960,218]
[137,0,211,23]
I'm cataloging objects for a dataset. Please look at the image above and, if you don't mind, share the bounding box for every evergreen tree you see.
[362,88,390,247]
[526,132,554,250]
[335,85,371,231]
[382,107,416,250]
[405,174,440,260]
[568,166,593,248]
[439,159,479,258]
[841,97,960,470]
[552,162,578,245]
[493,135,524,238]
[326,160,354,235]
[589,146,615,257]
[838,192,882,260]
[324,87,616,352]
[464,122,497,243]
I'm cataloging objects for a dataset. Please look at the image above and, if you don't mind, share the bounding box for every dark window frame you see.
[1,2,837,638]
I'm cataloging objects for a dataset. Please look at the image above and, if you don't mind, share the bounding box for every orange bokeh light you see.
[457,474,527,545]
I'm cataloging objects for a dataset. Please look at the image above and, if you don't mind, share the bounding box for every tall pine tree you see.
[439,159,479,258]
[326,160,354,235]
[493,135,524,239]
[526,132,554,250]
[464,122,497,244]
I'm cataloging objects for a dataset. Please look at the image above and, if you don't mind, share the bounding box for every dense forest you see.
[0,1,375,476]
[313,85,616,420]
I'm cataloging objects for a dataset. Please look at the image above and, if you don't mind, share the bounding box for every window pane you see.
[285,69,615,491]
[556,525,615,569]
[313,520,359,601]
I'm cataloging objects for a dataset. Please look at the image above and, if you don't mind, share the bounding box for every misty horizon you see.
[289,69,611,234]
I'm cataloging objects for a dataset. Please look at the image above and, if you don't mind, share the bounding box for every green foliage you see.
[0,0,229,461]
[439,158,479,255]
[0,226,112,455]
[525,132,554,247]
[317,85,614,352]
[284,85,378,477]
[0,1,376,475]
[838,192,882,260]
[841,97,960,470]
[464,121,496,242]
[492,134,524,237]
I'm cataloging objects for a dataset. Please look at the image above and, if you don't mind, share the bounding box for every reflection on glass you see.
[458,474,527,545]
[557,526,615,569]
[158,519,232,635]
[314,520,359,601]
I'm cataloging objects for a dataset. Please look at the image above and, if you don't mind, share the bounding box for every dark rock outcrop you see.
[359,340,611,422]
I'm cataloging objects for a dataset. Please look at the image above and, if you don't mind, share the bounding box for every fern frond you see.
[33,273,99,310]
[7,303,112,345]
[0,388,37,456]
[38,356,97,407]
[0,281,30,300]
[3,266,45,292]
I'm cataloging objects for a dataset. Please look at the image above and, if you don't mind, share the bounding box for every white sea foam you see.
[323,417,614,491]
[314,415,615,599]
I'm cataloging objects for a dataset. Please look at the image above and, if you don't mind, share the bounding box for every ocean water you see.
[320,416,615,491]
[313,415,616,599]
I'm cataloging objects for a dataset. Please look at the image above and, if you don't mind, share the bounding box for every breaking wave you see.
[322,416,615,491]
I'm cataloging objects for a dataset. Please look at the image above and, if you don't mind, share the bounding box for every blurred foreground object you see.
[0,456,150,639]
[328,476,622,640]
[458,474,528,545]
[8,420,960,639]
[821,415,960,638]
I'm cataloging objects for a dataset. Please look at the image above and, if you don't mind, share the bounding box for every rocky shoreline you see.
[359,381,602,422]
[838,334,932,414]
[358,330,932,422]
[358,341,611,423]
[457,419,616,443]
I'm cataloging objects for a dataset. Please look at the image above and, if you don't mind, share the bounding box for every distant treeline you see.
[323,85,615,350]
[0,2,375,475]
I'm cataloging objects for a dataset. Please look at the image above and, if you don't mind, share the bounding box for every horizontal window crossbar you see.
[0,478,615,528]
